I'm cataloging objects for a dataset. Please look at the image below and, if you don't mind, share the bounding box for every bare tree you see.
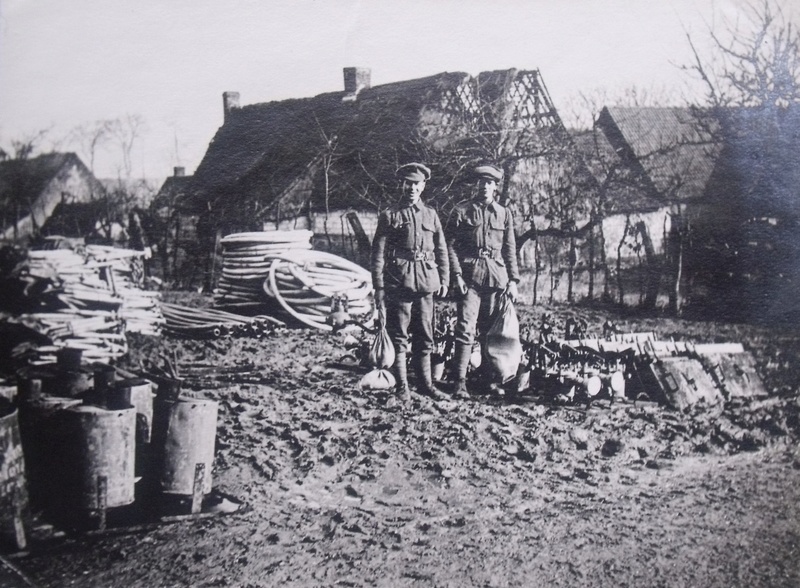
[685,0,800,108]
[68,120,114,174]
[680,0,800,318]
[109,114,146,180]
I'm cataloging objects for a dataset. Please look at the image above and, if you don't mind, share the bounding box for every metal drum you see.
[152,396,218,495]
[58,405,137,510]
[0,405,28,546]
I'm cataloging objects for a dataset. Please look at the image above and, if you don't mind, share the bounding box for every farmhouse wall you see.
[601,208,671,259]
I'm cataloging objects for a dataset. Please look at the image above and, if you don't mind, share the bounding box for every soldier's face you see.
[476,178,498,202]
[400,179,426,205]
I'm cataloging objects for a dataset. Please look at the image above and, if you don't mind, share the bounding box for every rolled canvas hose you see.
[216,231,373,330]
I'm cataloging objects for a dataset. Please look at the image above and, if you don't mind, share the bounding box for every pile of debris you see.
[514,330,768,410]
[427,312,769,412]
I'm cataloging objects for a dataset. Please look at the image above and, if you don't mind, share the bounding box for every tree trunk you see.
[616,215,630,306]
[667,217,686,316]
[567,235,576,303]
[634,221,660,310]
[588,221,595,302]
[532,238,540,305]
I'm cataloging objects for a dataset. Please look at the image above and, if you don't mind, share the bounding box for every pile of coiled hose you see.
[214,231,374,332]
[215,230,314,306]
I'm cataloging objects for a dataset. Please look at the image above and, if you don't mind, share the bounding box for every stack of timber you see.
[214,231,373,331]
[12,244,164,364]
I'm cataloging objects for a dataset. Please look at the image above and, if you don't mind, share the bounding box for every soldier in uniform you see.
[447,163,520,399]
[371,163,450,405]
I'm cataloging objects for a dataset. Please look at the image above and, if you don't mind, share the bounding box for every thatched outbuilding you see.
[0,153,104,242]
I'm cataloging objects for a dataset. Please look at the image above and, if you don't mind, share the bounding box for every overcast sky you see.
[0,0,791,183]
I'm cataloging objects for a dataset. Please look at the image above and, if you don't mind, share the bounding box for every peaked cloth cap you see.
[396,162,431,182]
[474,164,504,182]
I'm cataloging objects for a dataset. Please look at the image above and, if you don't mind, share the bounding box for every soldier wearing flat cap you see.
[371,163,450,405]
[447,163,520,399]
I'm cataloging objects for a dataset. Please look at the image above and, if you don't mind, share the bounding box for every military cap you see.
[473,164,504,182]
[396,162,431,182]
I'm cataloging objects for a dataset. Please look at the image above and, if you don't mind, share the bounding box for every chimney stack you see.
[173,166,186,177]
[223,91,241,121]
[343,67,371,96]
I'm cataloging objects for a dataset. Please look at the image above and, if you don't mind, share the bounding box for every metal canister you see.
[152,396,218,495]
[110,378,154,441]
[57,405,136,510]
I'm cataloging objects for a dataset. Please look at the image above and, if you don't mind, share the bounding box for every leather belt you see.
[393,248,434,262]
[463,247,500,263]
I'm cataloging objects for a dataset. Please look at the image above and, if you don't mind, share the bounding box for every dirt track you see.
[12,300,800,587]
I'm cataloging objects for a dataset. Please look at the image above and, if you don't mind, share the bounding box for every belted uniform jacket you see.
[447,200,520,289]
[371,201,449,293]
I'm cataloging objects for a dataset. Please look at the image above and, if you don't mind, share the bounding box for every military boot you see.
[416,354,449,401]
[452,343,472,400]
[391,351,412,405]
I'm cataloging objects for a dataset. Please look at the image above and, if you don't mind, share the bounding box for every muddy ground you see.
[9,297,800,587]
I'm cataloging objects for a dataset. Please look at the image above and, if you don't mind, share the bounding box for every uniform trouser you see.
[454,284,503,347]
[385,288,435,356]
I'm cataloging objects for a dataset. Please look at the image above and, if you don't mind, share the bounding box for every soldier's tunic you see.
[447,200,519,346]
[371,201,449,354]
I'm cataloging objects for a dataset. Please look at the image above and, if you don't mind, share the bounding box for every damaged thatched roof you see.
[191,72,473,223]
[189,68,572,230]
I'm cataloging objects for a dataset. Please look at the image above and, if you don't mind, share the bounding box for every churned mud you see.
[11,299,800,587]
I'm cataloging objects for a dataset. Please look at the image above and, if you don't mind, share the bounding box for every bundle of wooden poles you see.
[18,244,164,363]
[214,231,374,331]
[160,302,284,338]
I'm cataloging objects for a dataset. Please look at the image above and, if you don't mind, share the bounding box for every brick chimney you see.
[342,67,371,101]
[173,166,186,177]
[223,91,241,121]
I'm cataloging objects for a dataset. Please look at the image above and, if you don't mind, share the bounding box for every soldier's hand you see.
[437,285,448,298]
[456,275,467,296]
[505,281,519,303]
[374,288,385,308]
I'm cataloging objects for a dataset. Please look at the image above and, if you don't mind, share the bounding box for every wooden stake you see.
[96,476,108,532]
[191,464,205,515]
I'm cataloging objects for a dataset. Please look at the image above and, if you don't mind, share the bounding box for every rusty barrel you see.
[57,405,137,510]
[0,403,28,546]
[152,396,218,495]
